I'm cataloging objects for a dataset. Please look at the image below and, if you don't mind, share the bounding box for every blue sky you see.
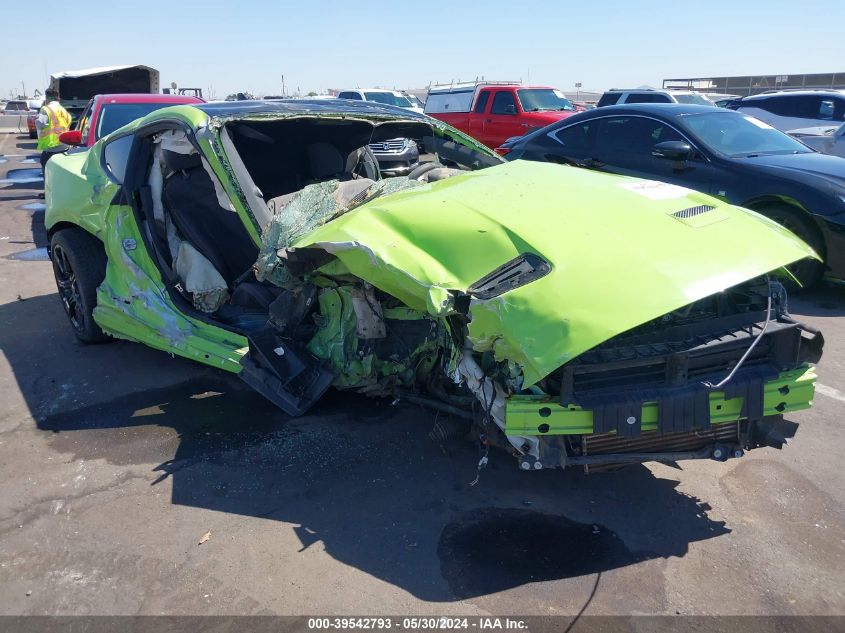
[3,0,843,99]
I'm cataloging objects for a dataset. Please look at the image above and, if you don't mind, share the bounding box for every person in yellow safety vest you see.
[36,88,72,173]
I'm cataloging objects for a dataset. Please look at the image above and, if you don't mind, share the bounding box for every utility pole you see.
[21,81,25,99]
[281,75,285,97]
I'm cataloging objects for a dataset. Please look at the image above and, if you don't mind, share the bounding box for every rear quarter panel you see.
[45,144,117,240]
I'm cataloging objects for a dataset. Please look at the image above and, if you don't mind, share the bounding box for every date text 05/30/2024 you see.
[307,618,528,630]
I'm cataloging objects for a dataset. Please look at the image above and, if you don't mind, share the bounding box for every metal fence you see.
[663,73,845,96]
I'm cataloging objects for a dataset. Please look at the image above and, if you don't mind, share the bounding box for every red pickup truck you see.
[424,82,578,149]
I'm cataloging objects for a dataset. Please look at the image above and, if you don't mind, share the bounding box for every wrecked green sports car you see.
[45,100,823,472]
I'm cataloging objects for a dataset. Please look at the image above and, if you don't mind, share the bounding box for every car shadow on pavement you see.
[12,140,38,152]
[789,283,845,318]
[0,292,732,602]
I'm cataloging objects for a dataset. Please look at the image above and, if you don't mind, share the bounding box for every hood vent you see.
[672,205,715,219]
[468,253,551,300]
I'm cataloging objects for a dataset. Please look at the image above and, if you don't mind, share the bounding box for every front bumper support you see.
[504,365,817,437]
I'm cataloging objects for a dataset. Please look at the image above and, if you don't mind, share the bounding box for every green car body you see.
[44,100,823,471]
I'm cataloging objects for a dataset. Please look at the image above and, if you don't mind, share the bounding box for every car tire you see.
[754,203,825,289]
[50,228,111,344]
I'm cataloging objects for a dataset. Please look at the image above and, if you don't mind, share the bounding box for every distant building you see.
[663,72,845,96]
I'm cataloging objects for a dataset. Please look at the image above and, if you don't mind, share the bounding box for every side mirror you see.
[504,104,516,115]
[652,140,692,161]
[59,130,83,146]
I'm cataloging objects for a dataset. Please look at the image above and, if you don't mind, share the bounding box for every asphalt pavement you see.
[0,132,843,617]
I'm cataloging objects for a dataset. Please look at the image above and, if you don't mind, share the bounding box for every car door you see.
[467,89,491,141]
[520,118,598,166]
[580,115,716,193]
[742,94,844,131]
[833,124,845,158]
[769,95,826,130]
[483,90,521,148]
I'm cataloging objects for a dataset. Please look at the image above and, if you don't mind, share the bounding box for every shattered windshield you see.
[255,177,426,286]
[222,115,501,221]
[517,89,576,112]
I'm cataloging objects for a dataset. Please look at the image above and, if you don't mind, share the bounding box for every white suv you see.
[728,90,845,132]
[597,88,714,107]
[335,88,424,114]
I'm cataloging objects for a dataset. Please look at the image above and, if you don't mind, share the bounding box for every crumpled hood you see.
[292,161,816,386]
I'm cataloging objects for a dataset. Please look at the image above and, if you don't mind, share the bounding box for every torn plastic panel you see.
[239,329,334,416]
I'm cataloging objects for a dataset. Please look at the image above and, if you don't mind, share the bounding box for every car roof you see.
[604,88,696,94]
[507,103,733,146]
[586,103,722,116]
[196,98,428,119]
[94,93,204,104]
[338,88,401,93]
[741,89,845,100]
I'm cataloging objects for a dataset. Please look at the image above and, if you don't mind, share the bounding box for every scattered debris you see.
[198,530,211,545]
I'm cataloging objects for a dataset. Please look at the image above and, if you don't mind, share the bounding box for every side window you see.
[835,98,845,122]
[338,91,361,100]
[77,100,94,143]
[819,100,835,120]
[595,117,682,155]
[474,91,490,114]
[102,135,134,184]
[490,91,517,115]
[625,93,670,104]
[553,122,594,152]
[763,95,817,118]
[597,93,621,107]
